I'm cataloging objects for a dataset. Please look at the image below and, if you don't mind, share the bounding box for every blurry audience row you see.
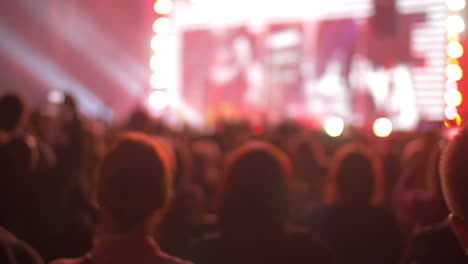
[1,91,468,264]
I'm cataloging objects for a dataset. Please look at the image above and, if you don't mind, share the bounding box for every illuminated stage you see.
[153,0,449,131]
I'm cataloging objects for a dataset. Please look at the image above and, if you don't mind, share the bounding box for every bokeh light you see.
[154,0,173,15]
[445,64,463,81]
[324,117,344,137]
[447,0,466,11]
[151,35,168,52]
[153,17,173,35]
[48,90,65,104]
[445,89,463,107]
[446,80,459,90]
[447,41,464,58]
[148,90,170,110]
[445,106,459,120]
[446,15,465,34]
[150,72,166,89]
[373,118,393,137]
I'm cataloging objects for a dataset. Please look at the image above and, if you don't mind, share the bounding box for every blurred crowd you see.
[1,91,467,264]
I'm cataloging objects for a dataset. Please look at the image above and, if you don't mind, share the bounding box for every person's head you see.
[289,134,328,196]
[96,132,172,232]
[0,93,28,134]
[217,141,292,237]
[325,144,383,206]
[440,125,468,252]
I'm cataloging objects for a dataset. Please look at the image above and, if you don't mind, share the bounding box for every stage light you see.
[373,118,392,138]
[48,90,65,104]
[445,64,463,81]
[150,72,166,89]
[447,0,466,11]
[446,80,459,90]
[148,90,170,110]
[445,89,463,107]
[445,106,459,120]
[324,117,344,137]
[154,0,173,15]
[151,35,168,52]
[446,15,465,34]
[447,41,464,58]
[153,17,173,35]
[150,53,169,72]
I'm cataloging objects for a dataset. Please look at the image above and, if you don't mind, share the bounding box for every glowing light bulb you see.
[151,35,168,52]
[446,80,459,90]
[446,15,465,34]
[445,89,463,107]
[373,118,393,137]
[447,0,466,11]
[447,41,464,58]
[154,0,173,15]
[153,17,173,35]
[148,90,170,110]
[324,117,344,137]
[446,64,463,81]
[445,106,459,120]
[150,73,166,89]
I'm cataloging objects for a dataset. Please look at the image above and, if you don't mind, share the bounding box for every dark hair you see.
[217,141,292,236]
[97,132,172,230]
[0,93,28,133]
[326,144,383,206]
[440,126,468,219]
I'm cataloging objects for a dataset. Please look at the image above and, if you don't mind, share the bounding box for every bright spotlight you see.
[153,17,173,35]
[148,90,170,110]
[446,80,459,90]
[446,15,465,34]
[154,0,173,15]
[150,53,169,72]
[151,35,168,52]
[447,0,466,11]
[447,41,464,59]
[373,118,393,137]
[445,106,459,120]
[445,64,463,81]
[48,90,65,104]
[324,117,344,137]
[150,72,166,89]
[445,89,463,107]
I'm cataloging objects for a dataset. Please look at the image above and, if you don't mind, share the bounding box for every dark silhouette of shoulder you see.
[403,221,467,264]
[0,226,44,264]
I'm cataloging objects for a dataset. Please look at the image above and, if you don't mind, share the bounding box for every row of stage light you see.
[445,0,465,126]
[146,0,463,135]
[149,0,174,110]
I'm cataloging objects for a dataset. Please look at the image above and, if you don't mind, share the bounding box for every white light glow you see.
[154,0,173,15]
[445,89,463,106]
[445,106,459,120]
[447,41,464,58]
[148,90,170,110]
[446,15,465,34]
[153,17,173,35]
[150,73,166,89]
[373,118,393,137]
[446,64,464,81]
[150,53,170,72]
[48,90,65,104]
[324,117,344,137]
[447,0,466,11]
[446,80,459,90]
[151,35,168,52]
